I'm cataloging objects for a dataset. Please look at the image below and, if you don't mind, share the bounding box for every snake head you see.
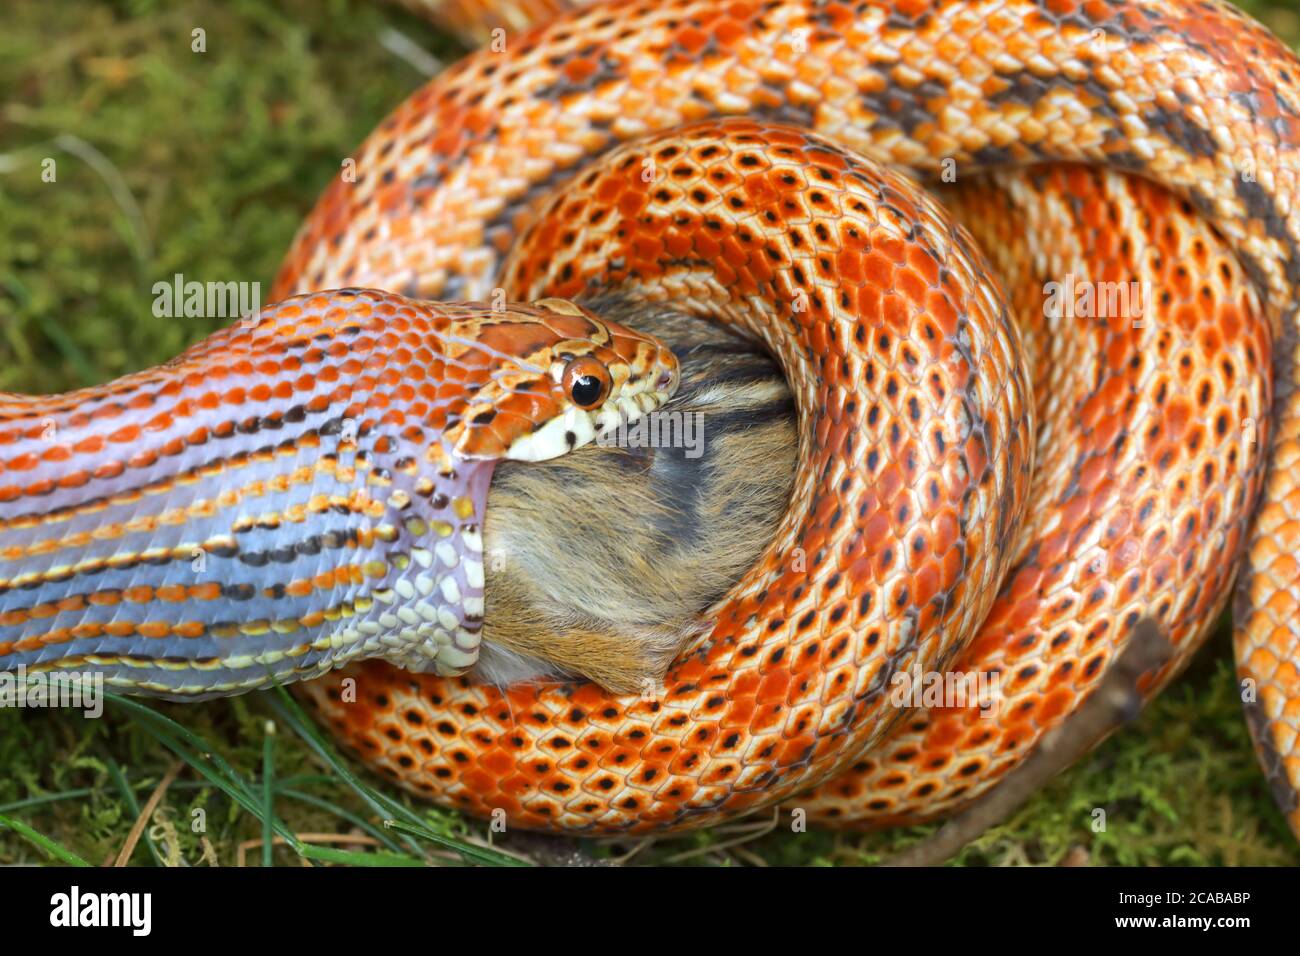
[448,298,679,462]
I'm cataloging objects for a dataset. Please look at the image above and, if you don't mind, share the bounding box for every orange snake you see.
[3,0,1300,839]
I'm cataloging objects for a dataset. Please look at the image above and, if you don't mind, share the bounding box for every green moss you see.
[0,0,460,394]
[1,0,1298,865]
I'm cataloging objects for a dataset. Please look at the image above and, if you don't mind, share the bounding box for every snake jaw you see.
[503,375,674,462]
[500,326,678,463]
[446,300,678,463]
[453,352,676,463]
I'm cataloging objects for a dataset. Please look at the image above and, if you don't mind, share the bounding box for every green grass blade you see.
[103,691,307,858]
[260,690,426,856]
[0,813,91,866]
[263,684,522,866]
[382,819,532,867]
[277,789,405,853]
[0,789,97,814]
[262,720,276,868]
[298,844,427,867]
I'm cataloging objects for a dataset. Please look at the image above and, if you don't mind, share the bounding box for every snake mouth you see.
[504,385,671,462]
[593,386,670,435]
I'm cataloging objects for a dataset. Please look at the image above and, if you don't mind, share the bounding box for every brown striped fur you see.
[480,301,796,693]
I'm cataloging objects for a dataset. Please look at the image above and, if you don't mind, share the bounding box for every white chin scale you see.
[506,390,663,462]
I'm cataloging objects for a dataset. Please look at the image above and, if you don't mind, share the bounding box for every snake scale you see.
[3,0,1299,840]
[0,290,677,694]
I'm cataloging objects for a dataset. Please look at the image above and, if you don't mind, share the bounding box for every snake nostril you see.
[657,370,674,391]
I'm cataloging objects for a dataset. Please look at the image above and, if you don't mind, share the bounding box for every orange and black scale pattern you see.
[279,0,1300,835]
[0,290,674,697]
[339,118,1037,831]
[799,164,1271,825]
[5,0,1295,837]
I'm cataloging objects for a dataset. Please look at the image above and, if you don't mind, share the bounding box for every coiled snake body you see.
[4,0,1300,838]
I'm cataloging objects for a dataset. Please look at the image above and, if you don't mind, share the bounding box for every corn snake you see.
[3,0,1300,840]
[0,293,678,693]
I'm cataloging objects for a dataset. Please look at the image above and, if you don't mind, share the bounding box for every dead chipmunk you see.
[478,298,797,694]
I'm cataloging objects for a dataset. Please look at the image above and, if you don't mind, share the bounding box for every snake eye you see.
[562,356,611,409]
